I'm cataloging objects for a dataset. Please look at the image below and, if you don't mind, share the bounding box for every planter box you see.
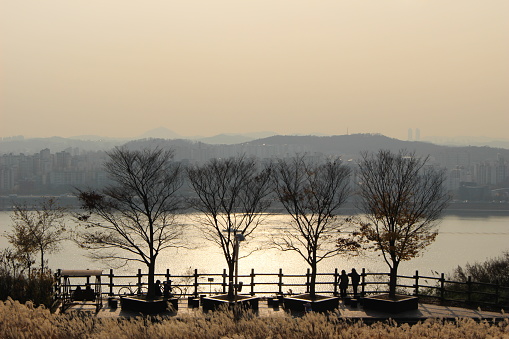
[283,294,340,313]
[201,294,259,312]
[188,296,200,308]
[120,296,178,314]
[362,294,418,313]
[108,297,118,309]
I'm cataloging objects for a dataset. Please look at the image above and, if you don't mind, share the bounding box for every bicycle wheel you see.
[170,286,183,299]
[118,287,133,296]
[136,286,147,296]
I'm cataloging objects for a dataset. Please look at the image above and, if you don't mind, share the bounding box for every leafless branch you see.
[74,147,185,299]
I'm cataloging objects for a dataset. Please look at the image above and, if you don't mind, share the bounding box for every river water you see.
[1,212,508,278]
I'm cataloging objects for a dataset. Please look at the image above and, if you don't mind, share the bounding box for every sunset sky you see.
[1,0,508,140]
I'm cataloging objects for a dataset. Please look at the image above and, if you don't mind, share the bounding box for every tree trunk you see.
[227,261,235,299]
[309,262,317,298]
[389,262,399,298]
[147,261,155,300]
[40,248,44,274]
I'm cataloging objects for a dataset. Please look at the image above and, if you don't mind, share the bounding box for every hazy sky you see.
[1,1,508,140]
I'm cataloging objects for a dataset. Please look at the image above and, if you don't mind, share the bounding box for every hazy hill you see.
[248,134,440,156]
[139,127,181,139]
[2,134,508,168]
[0,136,122,154]
[198,134,254,144]
[196,131,278,144]
[245,134,509,165]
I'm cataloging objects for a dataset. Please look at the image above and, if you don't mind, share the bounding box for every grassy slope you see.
[1,299,508,339]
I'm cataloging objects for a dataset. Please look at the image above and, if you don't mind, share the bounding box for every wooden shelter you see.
[58,269,103,312]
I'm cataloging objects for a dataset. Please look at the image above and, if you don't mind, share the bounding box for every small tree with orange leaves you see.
[356,150,449,298]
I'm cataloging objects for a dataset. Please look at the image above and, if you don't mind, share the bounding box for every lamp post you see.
[234,232,245,299]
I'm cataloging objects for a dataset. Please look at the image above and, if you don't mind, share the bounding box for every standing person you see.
[163,280,170,298]
[154,280,163,297]
[339,270,349,299]
[349,268,361,297]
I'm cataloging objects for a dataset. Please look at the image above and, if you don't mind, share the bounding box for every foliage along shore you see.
[1,298,508,339]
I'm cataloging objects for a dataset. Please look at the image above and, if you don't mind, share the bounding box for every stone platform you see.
[63,297,509,324]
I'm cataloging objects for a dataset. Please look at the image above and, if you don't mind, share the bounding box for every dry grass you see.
[1,298,508,339]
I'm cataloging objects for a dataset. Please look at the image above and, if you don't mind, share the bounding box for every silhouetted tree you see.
[187,156,272,298]
[356,150,449,298]
[453,252,509,287]
[76,147,184,299]
[272,156,355,298]
[6,198,66,274]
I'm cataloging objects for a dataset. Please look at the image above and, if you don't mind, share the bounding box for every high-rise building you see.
[408,128,413,141]
[415,128,421,141]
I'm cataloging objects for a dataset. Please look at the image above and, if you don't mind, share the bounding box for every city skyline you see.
[2,1,508,141]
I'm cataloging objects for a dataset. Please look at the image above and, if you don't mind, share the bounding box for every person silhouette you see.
[84,283,95,301]
[154,280,163,297]
[348,268,360,297]
[339,270,349,299]
[73,285,83,301]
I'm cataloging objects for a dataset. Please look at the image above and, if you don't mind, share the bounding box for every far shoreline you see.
[0,196,508,216]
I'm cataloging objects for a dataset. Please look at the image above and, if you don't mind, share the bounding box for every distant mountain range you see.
[69,127,279,145]
[139,127,181,140]
[67,127,509,148]
[245,134,509,163]
[116,133,509,169]
[0,127,279,154]
[1,129,508,161]
[422,136,509,149]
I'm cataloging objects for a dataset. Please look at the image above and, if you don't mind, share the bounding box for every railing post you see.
[137,269,142,290]
[222,269,227,294]
[333,268,339,296]
[306,268,310,293]
[109,269,114,296]
[440,273,445,302]
[278,268,283,295]
[361,268,366,297]
[467,276,472,303]
[194,269,199,297]
[250,269,255,296]
[414,270,419,296]
[57,269,62,296]
[165,269,171,296]
[54,269,61,302]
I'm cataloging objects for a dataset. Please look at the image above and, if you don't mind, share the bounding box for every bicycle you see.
[118,282,147,296]
[162,280,184,299]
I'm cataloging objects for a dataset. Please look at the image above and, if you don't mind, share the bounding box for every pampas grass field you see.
[1,298,508,339]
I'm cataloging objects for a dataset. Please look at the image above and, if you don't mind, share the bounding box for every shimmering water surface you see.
[1,212,508,278]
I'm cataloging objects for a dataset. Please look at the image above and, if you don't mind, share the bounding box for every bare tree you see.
[6,198,66,274]
[187,156,272,299]
[356,150,449,298]
[272,156,355,298]
[76,147,184,299]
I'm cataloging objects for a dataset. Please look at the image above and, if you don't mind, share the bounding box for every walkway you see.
[64,298,509,323]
